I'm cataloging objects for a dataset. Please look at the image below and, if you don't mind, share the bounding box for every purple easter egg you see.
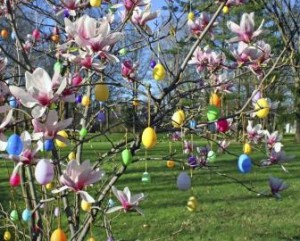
[75,95,82,104]
[97,111,106,122]
[150,60,156,69]
[35,159,54,185]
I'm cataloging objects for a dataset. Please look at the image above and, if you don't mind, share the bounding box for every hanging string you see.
[57,196,61,228]
[125,128,128,148]
[144,149,148,172]
[147,90,151,127]
[189,0,192,12]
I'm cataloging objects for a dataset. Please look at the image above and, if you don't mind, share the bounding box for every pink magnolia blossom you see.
[184,140,193,154]
[107,186,145,215]
[0,105,13,151]
[214,73,233,93]
[269,177,288,198]
[227,12,264,43]
[218,0,247,6]
[188,12,218,38]
[53,160,105,202]
[123,0,150,11]
[58,0,81,16]
[170,131,183,141]
[64,15,123,62]
[231,42,262,66]
[32,110,73,145]
[121,60,138,81]
[246,121,263,144]
[188,46,225,73]
[131,5,159,33]
[9,68,67,118]
[217,139,230,153]
[264,130,282,151]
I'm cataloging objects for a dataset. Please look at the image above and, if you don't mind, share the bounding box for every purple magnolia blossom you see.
[264,130,282,152]
[170,131,182,141]
[261,149,293,168]
[269,177,288,198]
[184,140,193,154]
[32,110,73,145]
[53,160,105,202]
[188,46,225,73]
[131,5,159,34]
[246,121,263,144]
[64,15,123,63]
[107,186,145,215]
[188,12,218,38]
[9,68,67,118]
[0,105,13,151]
[227,12,264,43]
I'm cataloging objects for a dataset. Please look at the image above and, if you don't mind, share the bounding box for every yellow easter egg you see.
[50,228,67,241]
[171,110,185,128]
[87,237,96,241]
[4,231,11,241]
[142,127,157,149]
[167,160,175,168]
[209,93,221,107]
[68,152,76,161]
[243,143,252,154]
[187,196,198,212]
[132,98,140,106]
[55,130,68,148]
[223,6,229,14]
[95,82,109,101]
[188,12,194,21]
[153,63,166,81]
[81,95,90,107]
[254,98,270,118]
[81,200,91,212]
[90,0,101,7]
[46,182,53,190]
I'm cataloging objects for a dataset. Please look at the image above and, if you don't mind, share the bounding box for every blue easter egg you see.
[177,172,191,191]
[97,111,106,122]
[44,139,54,151]
[150,60,156,69]
[189,120,196,129]
[108,198,115,208]
[8,96,18,108]
[75,95,82,104]
[22,209,32,222]
[6,134,23,155]
[11,32,16,40]
[237,154,252,173]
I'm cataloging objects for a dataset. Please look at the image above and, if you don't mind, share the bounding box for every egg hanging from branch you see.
[153,63,166,81]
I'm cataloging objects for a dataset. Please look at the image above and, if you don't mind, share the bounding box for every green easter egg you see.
[53,61,63,73]
[10,209,18,221]
[207,150,217,162]
[142,172,151,183]
[207,105,220,121]
[79,128,88,138]
[122,149,132,166]
[119,48,127,56]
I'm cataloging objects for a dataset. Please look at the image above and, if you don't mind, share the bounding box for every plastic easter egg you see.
[54,61,63,73]
[54,207,60,217]
[207,150,217,162]
[243,143,252,154]
[153,63,166,81]
[187,196,198,212]
[141,172,151,183]
[75,95,82,104]
[68,152,76,161]
[51,34,60,43]
[142,127,157,149]
[108,198,115,208]
[217,119,229,133]
[254,98,270,118]
[22,209,32,222]
[44,139,54,151]
[132,98,140,107]
[90,0,101,7]
[50,228,67,241]
[81,95,90,107]
[119,48,127,56]
[10,173,21,187]
[97,111,106,122]
[122,149,132,166]
[81,200,91,212]
[8,96,18,108]
[63,9,69,18]
[177,172,191,191]
[209,93,221,107]
[32,29,41,40]
[107,237,114,241]
[166,160,175,168]
[79,128,88,138]
[95,83,109,101]
[207,105,220,121]
[237,154,252,173]
[35,159,54,185]
[11,31,16,40]
[188,12,194,21]
[189,120,196,129]
[46,182,53,190]
[188,156,197,168]
[10,210,18,221]
[55,130,68,148]
[222,5,229,14]
[208,122,217,133]
[1,29,8,39]
[88,237,96,241]
[6,134,23,155]
[150,60,156,69]
[4,231,11,241]
[172,110,185,128]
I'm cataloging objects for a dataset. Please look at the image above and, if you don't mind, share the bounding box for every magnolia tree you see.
[0,0,296,240]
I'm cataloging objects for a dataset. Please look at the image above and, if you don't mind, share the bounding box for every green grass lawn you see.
[0,134,299,241]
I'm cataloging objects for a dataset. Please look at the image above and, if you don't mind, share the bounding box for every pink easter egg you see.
[217,119,229,133]
[10,173,21,187]
[35,159,54,185]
